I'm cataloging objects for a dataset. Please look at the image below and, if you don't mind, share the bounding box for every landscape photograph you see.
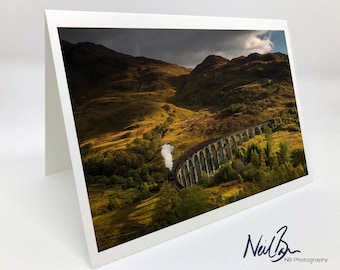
[58,28,308,252]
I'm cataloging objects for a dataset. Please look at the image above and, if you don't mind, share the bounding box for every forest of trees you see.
[150,127,307,229]
[207,127,307,189]
[152,182,210,230]
[81,117,176,193]
[81,109,307,231]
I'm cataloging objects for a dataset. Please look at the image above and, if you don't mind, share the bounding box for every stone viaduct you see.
[172,121,271,188]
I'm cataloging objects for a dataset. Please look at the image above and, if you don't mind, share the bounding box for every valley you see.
[60,40,307,251]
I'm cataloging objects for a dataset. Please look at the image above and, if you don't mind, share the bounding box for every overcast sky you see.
[58,28,288,68]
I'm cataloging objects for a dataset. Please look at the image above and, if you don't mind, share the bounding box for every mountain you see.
[60,40,191,100]
[60,41,192,142]
[59,41,297,150]
[191,55,230,74]
[175,52,293,110]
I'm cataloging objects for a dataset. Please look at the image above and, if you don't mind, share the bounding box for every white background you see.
[1,0,339,269]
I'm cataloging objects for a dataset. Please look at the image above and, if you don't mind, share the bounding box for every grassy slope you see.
[66,47,305,251]
[89,123,305,250]
[91,191,158,251]
[80,74,304,251]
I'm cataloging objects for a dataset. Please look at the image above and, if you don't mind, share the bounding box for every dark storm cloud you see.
[58,28,285,68]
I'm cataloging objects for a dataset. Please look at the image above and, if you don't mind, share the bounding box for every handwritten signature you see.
[243,225,301,262]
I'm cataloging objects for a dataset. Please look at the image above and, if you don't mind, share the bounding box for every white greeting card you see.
[45,10,312,268]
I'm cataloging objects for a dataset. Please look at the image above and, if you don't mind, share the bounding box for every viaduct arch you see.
[172,121,271,188]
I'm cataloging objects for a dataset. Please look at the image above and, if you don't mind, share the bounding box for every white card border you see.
[45,10,312,268]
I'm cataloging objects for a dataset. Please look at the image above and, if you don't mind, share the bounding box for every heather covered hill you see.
[60,41,192,142]
[61,40,191,99]
[59,41,306,251]
[60,41,298,152]
[174,52,294,111]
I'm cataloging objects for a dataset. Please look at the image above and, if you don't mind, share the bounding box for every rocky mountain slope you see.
[60,41,297,153]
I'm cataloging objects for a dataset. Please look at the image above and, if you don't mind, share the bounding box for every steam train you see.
[167,169,183,191]
[168,170,175,182]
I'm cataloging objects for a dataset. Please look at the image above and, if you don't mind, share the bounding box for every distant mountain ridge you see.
[174,51,292,109]
[61,40,292,106]
[60,40,191,99]
[60,41,295,143]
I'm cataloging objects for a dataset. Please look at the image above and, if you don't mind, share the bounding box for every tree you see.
[259,148,267,170]
[250,149,260,168]
[241,163,259,182]
[232,158,245,173]
[103,152,115,176]
[144,149,155,162]
[83,154,105,177]
[277,142,289,165]
[246,143,260,163]
[267,153,279,169]
[290,148,306,167]
[264,127,274,160]
[213,162,237,185]
[140,182,150,198]
[178,185,209,220]
[152,181,181,229]
[124,177,135,189]
[199,171,212,187]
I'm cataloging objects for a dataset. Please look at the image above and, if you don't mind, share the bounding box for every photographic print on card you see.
[58,27,308,252]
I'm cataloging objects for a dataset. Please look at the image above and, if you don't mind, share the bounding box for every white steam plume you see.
[161,144,174,170]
